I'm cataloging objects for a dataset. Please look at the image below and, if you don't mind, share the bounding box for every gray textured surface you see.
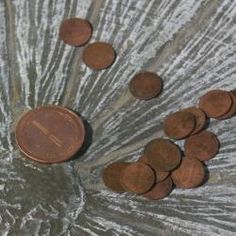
[0,0,236,235]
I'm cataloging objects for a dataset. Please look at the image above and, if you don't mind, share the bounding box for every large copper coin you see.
[171,157,205,188]
[82,42,116,70]
[144,139,182,172]
[184,131,219,161]
[120,162,155,194]
[129,72,162,100]
[199,90,232,118]
[143,177,173,200]
[59,18,92,46]
[218,92,236,119]
[138,155,169,182]
[182,107,206,134]
[102,162,130,192]
[163,111,196,139]
[15,106,85,163]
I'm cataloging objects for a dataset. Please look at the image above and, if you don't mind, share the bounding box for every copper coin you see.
[138,155,169,182]
[171,157,205,188]
[199,90,232,118]
[102,162,130,192]
[143,177,173,200]
[120,162,155,194]
[184,131,219,161]
[163,111,196,139]
[59,18,92,46]
[182,107,206,134]
[15,106,85,164]
[218,92,236,119]
[144,139,182,172]
[129,72,162,100]
[82,42,116,70]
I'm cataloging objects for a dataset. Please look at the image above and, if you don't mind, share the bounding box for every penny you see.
[184,131,219,161]
[199,90,232,118]
[59,18,92,46]
[15,106,85,164]
[218,92,236,119]
[82,42,116,70]
[138,155,169,182]
[171,157,205,188]
[182,107,206,134]
[129,72,162,100]
[144,139,182,172]
[163,111,196,139]
[120,162,155,194]
[143,177,173,200]
[102,162,130,192]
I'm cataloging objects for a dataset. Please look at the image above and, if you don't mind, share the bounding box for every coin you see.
[184,131,219,161]
[171,157,205,188]
[15,106,85,163]
[142,177,173,200]
[129,72,162,100]
[182,107,206,134]
[138,155,169,182]
[199,90,232,118]
[102,162,130,192]
[218,92,236,119]
[144,139,182,172]
[82,42,116,70]
[163,111,196,139]
[59,18,92,46]
[120,162,155,194]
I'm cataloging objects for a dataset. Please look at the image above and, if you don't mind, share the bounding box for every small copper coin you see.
[102,162,130,192]
[15,106,85,163]
[144,139,182,172]
[171,157,205,188]
[218,92,236,119]
[143,177,173,200]
[59,18,92,46]
[120,162,155,194]
[129,72,162,100]
[138,155,169,182]
[182,107,206,134]
[163,111,196,139]
[199,90,232,118]
[82,42,116,70]
[184,131,219,161]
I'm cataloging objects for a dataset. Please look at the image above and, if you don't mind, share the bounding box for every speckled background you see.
[0,0,236,235]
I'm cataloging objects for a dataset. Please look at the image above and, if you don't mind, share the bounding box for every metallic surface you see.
[15,106,85,163]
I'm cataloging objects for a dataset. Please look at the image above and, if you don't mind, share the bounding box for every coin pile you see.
[103,89,236,200]
[59,18,116,70]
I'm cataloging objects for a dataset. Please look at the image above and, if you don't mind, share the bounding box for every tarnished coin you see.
[142,177,173,200]
[120,162,155,194]
[144,139,182,172]
[15,106,85,164]
[184,131,219,161]
[199,90,232,118]
[164,111,196,139]
[218,92,236,119]
[102,162,130,192]
[59,18,92,46]
[129,72,162,100]
[182,107,206,134]
[171,157,205,189]
[138,155,169,183]
[82,42,116,70]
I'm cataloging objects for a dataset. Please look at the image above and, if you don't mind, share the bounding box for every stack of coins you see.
[59,18,116,70]
[103,89,236,199]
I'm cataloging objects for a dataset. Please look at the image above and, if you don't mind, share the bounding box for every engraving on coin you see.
[15,106,85,163]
